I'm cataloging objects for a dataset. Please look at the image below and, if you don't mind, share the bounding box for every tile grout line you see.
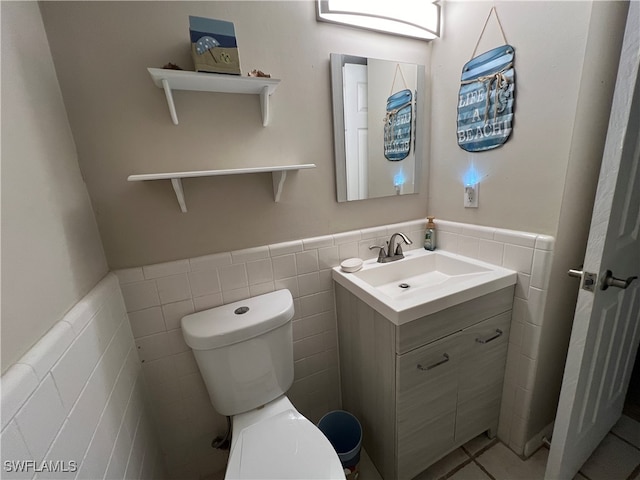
[436,429,640,480]
[454,440,500,480]
[610,429,640,452]
[440,456,475,480]
[560,429,640,480]
[472,457,498,480]
[462,439,500,460]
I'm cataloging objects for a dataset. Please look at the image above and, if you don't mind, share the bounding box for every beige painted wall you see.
[430,1,592,235]
[39,1,432,269]
[1,2,108,372]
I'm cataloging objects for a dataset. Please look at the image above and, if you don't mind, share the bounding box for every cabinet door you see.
[456,311,512,442]
[397,334,459,479]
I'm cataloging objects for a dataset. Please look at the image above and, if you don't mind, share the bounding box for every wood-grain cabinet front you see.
[334,284,514,480]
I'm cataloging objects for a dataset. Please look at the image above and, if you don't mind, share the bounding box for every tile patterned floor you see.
[360,415,640,480]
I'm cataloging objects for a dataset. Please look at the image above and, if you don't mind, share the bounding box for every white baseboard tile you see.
[524,421,555,457]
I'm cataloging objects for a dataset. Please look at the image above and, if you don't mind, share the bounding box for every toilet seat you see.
[225,398,345,479]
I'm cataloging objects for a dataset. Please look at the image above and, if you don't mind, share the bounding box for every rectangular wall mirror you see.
[331,53,426,202]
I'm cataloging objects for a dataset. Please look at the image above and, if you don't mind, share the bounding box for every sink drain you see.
[398,283,410,289]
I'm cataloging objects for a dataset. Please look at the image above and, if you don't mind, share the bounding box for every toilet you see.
[181,289,346,480]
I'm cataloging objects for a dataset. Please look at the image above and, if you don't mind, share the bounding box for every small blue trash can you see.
[318,410,362,479]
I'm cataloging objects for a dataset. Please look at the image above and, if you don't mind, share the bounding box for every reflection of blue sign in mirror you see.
[331,54,426,202]
[384,87,413,161]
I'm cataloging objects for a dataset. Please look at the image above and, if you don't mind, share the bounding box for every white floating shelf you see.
[148,68,281,126]
[128,164,316,212]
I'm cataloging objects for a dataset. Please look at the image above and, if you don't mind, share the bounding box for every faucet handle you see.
[369,245,387,262]
[392,233,412,256]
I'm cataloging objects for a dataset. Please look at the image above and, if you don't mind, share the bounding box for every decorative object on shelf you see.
[248,69,271,78]
[457,7,515,152]
[147,68,280,126]
[162,62,183,70]
[189,16,241,75]
[384,64,414,161]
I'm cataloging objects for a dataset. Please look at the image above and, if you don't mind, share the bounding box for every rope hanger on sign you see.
[389,63,409,96]
[470,6,509,60]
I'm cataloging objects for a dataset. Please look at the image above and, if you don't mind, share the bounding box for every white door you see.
[545,4,640,479]
[343,63,368,201]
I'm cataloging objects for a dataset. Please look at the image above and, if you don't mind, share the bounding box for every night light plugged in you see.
[394,171,406,195]
[464,183,478,208]
[462,163,481,186]
[463,163,480,208]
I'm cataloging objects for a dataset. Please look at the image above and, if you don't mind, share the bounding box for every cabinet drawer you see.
[397,286,515,354]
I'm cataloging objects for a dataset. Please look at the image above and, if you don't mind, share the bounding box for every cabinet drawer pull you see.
[417,353,449,371]
[475,329,503,344]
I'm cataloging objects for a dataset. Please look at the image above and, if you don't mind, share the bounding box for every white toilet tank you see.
[181,289,295,416]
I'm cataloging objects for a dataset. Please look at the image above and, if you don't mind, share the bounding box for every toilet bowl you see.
[226,396,345,479]
[181,289,345,480]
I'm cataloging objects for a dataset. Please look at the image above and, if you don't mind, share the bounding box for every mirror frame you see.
[330,53,426,202]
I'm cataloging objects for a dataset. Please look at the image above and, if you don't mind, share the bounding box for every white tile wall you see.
[0,274,164,480]
[115,219,427,479]
[115,218,554,478]
[435,220,555,455]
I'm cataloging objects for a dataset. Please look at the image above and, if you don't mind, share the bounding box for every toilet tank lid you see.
[181,289,294,350]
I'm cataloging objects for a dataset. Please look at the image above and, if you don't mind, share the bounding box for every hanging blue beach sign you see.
[457,8,515,152]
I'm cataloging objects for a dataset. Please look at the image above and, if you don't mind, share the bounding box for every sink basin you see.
[332,249,517,325]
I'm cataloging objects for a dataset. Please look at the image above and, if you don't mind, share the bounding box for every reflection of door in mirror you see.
[331,53,425,203]
[344,63,368,200]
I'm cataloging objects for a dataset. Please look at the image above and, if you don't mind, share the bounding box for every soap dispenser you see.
[424,216,436,251]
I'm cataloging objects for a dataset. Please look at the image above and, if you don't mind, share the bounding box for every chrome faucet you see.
[369,232,413,263]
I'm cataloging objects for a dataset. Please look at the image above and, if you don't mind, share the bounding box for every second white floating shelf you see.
[128,164,316,212]
[148,68,281,126]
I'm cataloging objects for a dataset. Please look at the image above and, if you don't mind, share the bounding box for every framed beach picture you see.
[189,16,241,75]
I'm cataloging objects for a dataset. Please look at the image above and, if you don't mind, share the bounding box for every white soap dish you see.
[340,258,363,273]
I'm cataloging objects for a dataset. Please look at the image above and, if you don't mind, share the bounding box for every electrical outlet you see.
[464,184,478,208]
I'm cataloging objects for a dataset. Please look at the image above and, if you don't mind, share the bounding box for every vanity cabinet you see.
[334,284,514,480]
